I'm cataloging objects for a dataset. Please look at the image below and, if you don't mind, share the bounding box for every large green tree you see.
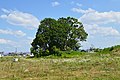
[31,17,88,57]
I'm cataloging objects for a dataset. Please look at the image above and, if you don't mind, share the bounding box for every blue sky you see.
[0,0,120,52]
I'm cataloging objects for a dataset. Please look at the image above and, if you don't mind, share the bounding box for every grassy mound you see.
[99,45,120,54]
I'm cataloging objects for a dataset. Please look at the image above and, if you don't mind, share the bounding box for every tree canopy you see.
[31,17,88,57]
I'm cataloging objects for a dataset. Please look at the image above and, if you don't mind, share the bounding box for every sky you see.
[0,0,120,52]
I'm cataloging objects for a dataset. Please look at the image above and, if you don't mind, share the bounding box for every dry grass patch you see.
[0,53,120,80]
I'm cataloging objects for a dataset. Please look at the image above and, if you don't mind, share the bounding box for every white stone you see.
[13,58,19,62]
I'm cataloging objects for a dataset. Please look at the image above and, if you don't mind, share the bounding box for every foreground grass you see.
[0,53,120,80]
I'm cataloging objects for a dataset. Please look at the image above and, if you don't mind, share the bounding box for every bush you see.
[94,48,102,52]
[43,49,50,56]
[52,46,62,56]
[99,46,115,54]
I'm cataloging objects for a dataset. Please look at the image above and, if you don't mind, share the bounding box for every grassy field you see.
[0,52,120,80]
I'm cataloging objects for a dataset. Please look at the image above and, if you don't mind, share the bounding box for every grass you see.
[45,51,86,58]
[0,52,120,80]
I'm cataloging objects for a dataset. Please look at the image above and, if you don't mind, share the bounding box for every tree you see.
[31,17,88,57]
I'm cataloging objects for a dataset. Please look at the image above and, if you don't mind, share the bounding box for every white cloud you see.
[0,15,7,18]
[0,38,13,44]
[72,8,96,14]
[52,1,60,7]
[15,30,26,37]
[76,3,82,7]
[73,8,120,25]
[71,2,82,7]
[27,37,34,43]
[0,38,20,49]
[0,29,26,37]
[1,8,10,13]
[84,24,120,36]
[72,8,120,37]
[0,9,40,29]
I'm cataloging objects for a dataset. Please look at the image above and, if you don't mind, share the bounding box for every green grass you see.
[98,45,120,54]
[44,51,86,59]
[0,51,120,80]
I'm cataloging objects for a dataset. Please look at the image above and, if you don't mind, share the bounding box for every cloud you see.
[0,38,13,44]
[27,37,34,44]
[0,38,21,49]
[72,7,120,37]
[1,8,10,13]
[72,8,120,25]
[71,2,82,7]
[52,1,60,7]
[0,8,40,29]
[76,3,82,7]
[72,8,96,14]
[84,24,120,36]
[0,29,26,37]
[15,30,26,37]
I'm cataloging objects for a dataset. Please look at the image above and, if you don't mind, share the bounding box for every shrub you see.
[52,46,62,56]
